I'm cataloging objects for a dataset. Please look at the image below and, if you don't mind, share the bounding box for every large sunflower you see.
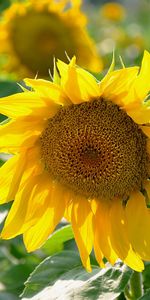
[1,51,150,273]
[0,0,102,78]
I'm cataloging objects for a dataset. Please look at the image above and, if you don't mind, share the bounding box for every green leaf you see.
[42,225,74,255]
[142,262,150,292]
[0,81,22,122]
[53,58,61,85]
[139,290,150,300]
[22,251,132,300]
[78,263,132,300]
[0,292,18,300]
[0,81,21,98]
[0,159,5,167]
[0,203,11,230]
[22,251,82,298]
[0,0,10,12]
[0,263,34,295]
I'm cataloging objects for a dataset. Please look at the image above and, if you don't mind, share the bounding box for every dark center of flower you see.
[10,11,79,76]
[40,99,149,200]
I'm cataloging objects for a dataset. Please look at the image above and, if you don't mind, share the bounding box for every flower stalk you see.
[125,271,143,299]
[130,271,143,299]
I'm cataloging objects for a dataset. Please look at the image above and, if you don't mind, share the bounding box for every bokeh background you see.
[0,1,150,299]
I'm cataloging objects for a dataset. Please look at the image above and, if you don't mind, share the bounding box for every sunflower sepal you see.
[53,57,61,85]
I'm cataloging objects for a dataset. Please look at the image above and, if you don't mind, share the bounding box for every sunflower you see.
[1,51,150,273]
[0,0,102,78]
[100,2,126,22]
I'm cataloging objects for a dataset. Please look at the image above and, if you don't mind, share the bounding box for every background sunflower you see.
[0,0,102,79]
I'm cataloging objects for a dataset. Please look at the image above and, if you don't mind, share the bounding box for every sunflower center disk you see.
[40,99,149,199]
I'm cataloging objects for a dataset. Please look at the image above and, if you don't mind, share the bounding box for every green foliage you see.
[0,264,34,294]
[0,159,5,167]
[0,212,150,299]
[22,252,132,300]
[41,225,74,255]
[139,290,150,300]
[0,236,40,299]
[142,262,150,293]
[0,80,22,122]
[0,292,18,300]
[0,81,21,98]
[0,0,10,12]
[22,251,82,298]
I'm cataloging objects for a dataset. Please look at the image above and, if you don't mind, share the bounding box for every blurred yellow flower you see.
[0,0,102,78]
[100,2,126,21]
[1,51,150,273]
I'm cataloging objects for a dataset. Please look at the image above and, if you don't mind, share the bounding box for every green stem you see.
[124,285,132,300]
[129,271,143,299]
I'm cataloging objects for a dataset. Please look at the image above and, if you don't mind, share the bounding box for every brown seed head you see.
[40,99,150,200]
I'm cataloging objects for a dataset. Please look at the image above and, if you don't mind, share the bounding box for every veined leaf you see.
[42,225,74,255]
[22,251,132,300]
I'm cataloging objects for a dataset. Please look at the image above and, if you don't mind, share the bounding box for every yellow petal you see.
[126,191,150,261]
[23,182,66,251]
[12,172,52,237]
[133,50,150,101]
[0,153,26,204]
[110,198,144,272]
[100,67,139,106]
[0,92,59,119]
[121,51,150,108]
[71,0,82,9]
[92,199,118,265]
[57,57,100,104]
[1,146,43,238]
[71,197,93,272]
[24,79,70,105]
[0,118,44,153]
[140,125,150,138]
[143,180,150,202]
[93,237,105,268]
[64,191,74,222]
[124,101,150,124]
[1,175,38,239]
[0,147,43,236]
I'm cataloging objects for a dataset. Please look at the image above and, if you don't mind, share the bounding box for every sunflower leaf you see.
[41,224,74,255]
[0,81,21,98]
[0,0,10,12]
[53,58,61,85]
[21,250,82,298]
[139,290,150,300]
[21,253,132,300]
[0,263,34,296]
[142,262,150,292]
[0,292,18,300]
[0,81,22,122]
